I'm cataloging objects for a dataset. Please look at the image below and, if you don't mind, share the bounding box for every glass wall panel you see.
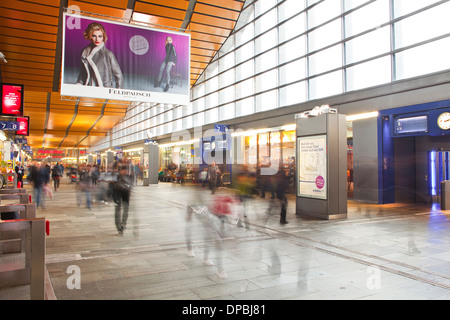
[255,48,278,73]
[206,92,218,109]
[236,60,254,82]
[255,89,278,112]
[235,22,254,47]
[308,0,341,29]
[255,8,277,36]
[205,77,218,94]
[220,51,235,73]
[308,19,341,52]
[175,119,182,132]
[344,0,372,12]
[279,13,306,43]
[193,98,204,113]
[393,0,441,18]
[279,35,306,64]
[236,41,254,64]
[236,97,254,117]
[279,0,306,22]
[255,28,278,54]
[309,70,343,100]
[236,78,254,100]
[193,112,204,127]
[219,103,235,121]
[279,59,306,85]
[183,116,192,129]
[255,0,277,19]
[346,56,391,91]
[255,69,277,94]
[219,68,235,88]
[345,26,390,64]
[396,38,450,80]
[205,108,218,125]
[309,44,342,76]
[345,0,389,37]
[205,61,218,78]
[394,2,450,49]
[279,81,307,107]
[219,86,235,105]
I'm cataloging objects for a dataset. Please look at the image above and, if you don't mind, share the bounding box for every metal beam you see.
[58,98,80,149]
[180,0,197,31]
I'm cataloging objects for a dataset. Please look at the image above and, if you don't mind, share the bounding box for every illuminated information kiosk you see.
[143,142,159,185]
[296,108,347,220]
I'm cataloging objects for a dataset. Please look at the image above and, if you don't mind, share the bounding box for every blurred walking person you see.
[30,162,49,209]
[77,163,93,209]
[51,162,63,191]
[114,165,133,235]
[275,170,290,224]
[207,161,220,194]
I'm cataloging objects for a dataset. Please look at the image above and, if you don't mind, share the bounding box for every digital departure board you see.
[394,115,428,135]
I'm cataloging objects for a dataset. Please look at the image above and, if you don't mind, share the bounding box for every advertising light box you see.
[297,135,328,200]
[1,84,24,116]
[16,116,29,136]
[61,13,191,105]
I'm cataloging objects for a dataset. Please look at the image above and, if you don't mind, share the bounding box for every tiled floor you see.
[1,178,450,300]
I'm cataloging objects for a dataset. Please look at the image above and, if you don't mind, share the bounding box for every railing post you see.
[30,219,46,300]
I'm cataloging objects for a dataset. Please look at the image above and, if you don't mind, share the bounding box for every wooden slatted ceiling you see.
[0,0,244,152]
[0,0,59,92]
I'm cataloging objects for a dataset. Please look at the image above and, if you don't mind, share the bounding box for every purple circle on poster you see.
[315,176,325,189]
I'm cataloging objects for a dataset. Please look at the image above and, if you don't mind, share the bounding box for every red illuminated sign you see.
[1,84,24,116]
[16,116,29,136]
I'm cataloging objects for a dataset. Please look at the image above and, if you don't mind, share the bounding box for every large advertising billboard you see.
[61,13,190,105]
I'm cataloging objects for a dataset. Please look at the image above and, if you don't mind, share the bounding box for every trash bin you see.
[440,181,450,210]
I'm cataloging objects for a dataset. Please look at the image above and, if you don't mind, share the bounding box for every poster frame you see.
[1,83,24,116]
[61,13,191,105]
[297,134,328,200]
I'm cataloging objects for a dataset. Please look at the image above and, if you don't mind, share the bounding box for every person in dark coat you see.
[30,162,50,209]
[15,162,25,188]
[114,165,133,235]
[275,170,290,224]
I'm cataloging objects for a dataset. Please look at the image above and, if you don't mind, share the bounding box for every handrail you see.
[0,188,26,194]
[0,203,36,219]
[0,193,31,204]
[0,218,46,300]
